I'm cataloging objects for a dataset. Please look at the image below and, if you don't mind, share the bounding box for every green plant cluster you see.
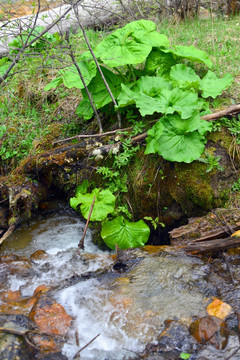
[70,180,150,250]
[45,19,233,164]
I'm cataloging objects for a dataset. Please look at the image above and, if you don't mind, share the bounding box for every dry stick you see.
[53,127,133,145]
[65,35,103,133]
[0,225,15,245]
[78,195,96,249]
[72,4,122,128]
[73,333,100,359]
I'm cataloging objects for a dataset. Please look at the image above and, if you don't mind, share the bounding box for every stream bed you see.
[0,203,240,359]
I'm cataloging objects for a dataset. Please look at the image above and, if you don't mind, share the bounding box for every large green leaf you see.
[94,19,169,67]
[60,51,97,89]
[117,75,171,109]
[44,51,97,91]
[124,19,169,48]
[199,70,233,98]
[145,114,208,162]
[70,188,116,221]
[145,48,175,76]
[170,64,200,90]
[101,216,150,250]
[161,45,212,68]
[94,27,152,67]
[145,120,164,154]
[135,87,200,119]
[81,67,122,109]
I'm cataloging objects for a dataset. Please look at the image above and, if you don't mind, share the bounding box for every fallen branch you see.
[0,225,15,245]
[53,127,133,145]
[202,104,240,121]
[183,235,240,254]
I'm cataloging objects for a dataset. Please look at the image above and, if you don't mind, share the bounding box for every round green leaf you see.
[80,188,115,221]
[70,188,115,221]
[101,216,150,250]
[145,48,175,76]
[155,118,206,163]
[95,27,152,67]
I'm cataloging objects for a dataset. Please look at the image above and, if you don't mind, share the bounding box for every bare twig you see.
[73,333,100,359]
[72,3,122,128]
[78,195,96,249]
[53,127,133,145]
[0,0,83,84]
[65,32,103,133]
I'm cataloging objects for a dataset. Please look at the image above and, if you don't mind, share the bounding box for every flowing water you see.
[1,203,240,359]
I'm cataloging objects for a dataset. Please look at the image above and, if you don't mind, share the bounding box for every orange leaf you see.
[207,298,232,320]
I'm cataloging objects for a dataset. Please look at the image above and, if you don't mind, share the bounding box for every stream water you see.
[1,203,240,359]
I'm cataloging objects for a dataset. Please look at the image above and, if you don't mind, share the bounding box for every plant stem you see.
[78,195,96,249]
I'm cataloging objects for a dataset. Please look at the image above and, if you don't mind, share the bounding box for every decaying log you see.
[183,236,240,254]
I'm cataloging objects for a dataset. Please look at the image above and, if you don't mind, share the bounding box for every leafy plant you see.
[45,19,233,164]
[232,178,240,192]
[144,216,165,230]
[198,152,225,173]
[70,182,150,250]
[180,353,191,360]
[70,187,115,221]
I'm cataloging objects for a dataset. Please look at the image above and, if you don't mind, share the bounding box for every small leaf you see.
[199,71,233,98]
[44,77,63,91]
[101,216,150,250]
[70,188,115,221]
[180,353,191,360]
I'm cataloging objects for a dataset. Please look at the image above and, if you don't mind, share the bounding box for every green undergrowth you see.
[0,16,239,175]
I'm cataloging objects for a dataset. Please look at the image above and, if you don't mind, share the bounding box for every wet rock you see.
[189,316,229,349]
[0,314,34,360]
[0,285,49,316]
[142,320,199,358]
[0,254,32,276]
[29,294,72,336]
[30,250,49,261]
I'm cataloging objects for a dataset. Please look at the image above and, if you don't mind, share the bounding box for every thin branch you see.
[73,334,100,359]
[72,3,122,128]
[0,0,83,84]
[78,195,96,249]
[53,127,133,145]
[65,32,103,133]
